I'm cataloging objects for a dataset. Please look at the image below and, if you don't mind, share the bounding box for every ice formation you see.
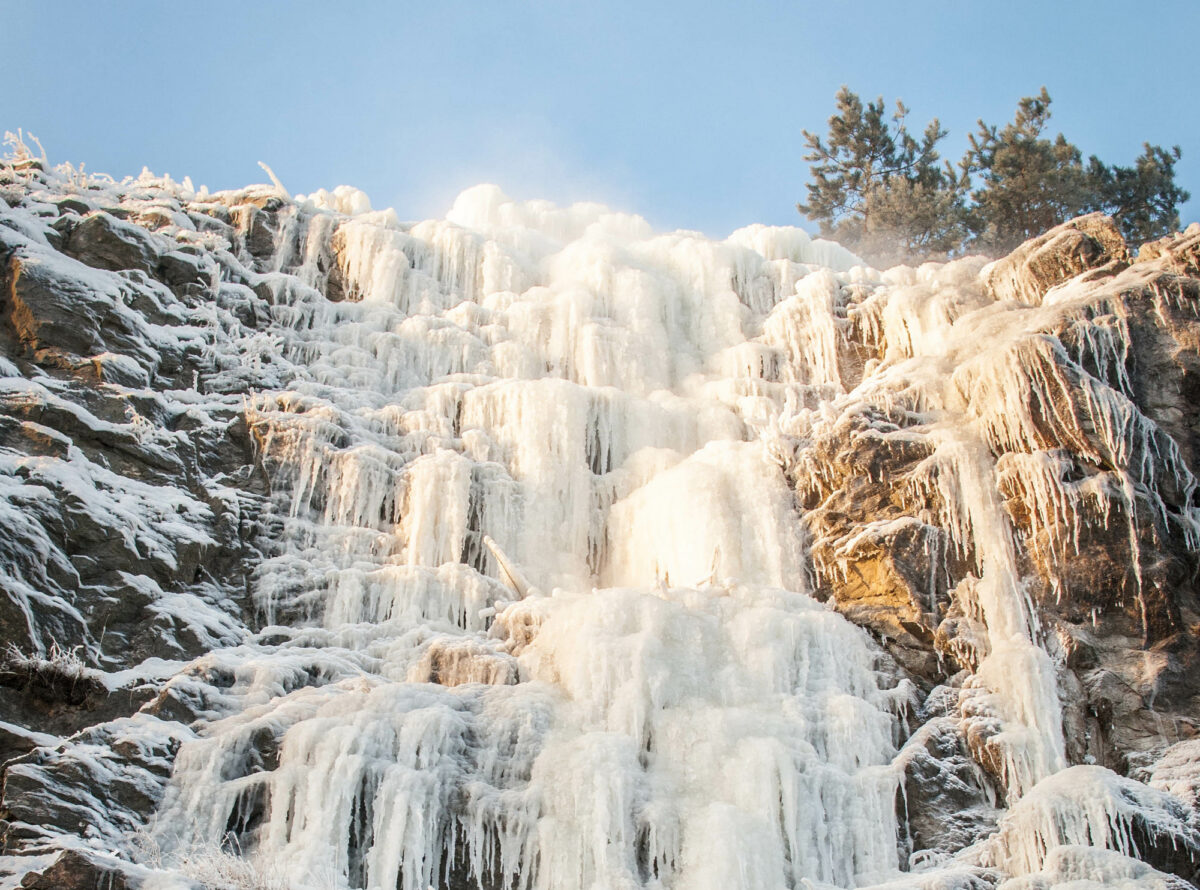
[142,183,909,890]
[1,154,1199,890]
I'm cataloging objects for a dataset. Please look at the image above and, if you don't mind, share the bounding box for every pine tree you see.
[961,88,1092,254]
[797,87,965,267]
[800,87,1191,263]
[1088,144,1191,245]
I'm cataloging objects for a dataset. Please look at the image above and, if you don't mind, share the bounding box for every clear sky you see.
[4,1,1198,237]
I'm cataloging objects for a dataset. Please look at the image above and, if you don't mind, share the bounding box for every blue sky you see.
[5,1,1198,237]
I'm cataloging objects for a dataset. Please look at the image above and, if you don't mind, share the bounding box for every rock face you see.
[0,156,1199,890]
[789,215,1200,878]
[981,212,1130,306]
[0,164,276,882]
[19,849,132,890]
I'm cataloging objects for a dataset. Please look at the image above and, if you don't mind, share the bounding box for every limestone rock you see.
[3,244,147,366]
[983,213,1129,305]
[0,723,56,771]
[1,715,187,852]
[156,249,214,299]
[896,714,1001,863]
[63,212,162,276]
[1136,222,1200,276]
[18,849,134,890]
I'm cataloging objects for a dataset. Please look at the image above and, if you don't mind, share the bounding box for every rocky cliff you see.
[0,151,1199,890]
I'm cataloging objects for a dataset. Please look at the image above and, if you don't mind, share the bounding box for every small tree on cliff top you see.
[800,86,1190,263]
[1089,143,1190,245]
[798,87,966,267]
[962,87,1091,254]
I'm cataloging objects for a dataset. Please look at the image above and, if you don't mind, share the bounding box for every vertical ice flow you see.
[149,184,1199,889]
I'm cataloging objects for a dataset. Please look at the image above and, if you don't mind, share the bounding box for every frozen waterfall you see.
[153,185,910,890]
[5,162,1196,890]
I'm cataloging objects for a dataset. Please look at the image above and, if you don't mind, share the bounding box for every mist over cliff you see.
[1,150,1199,890]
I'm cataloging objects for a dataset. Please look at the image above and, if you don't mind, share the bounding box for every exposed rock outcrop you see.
[777,214,1200,864]
[19,849,134,890]
[981,212,1129,305]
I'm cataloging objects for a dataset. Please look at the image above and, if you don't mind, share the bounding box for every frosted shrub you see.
[2,128,46,166]
[135,831,319,890]
[174,845,289,890]
[2,641,95,686]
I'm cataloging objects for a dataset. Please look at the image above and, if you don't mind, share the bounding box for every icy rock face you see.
[0,156,1198,890]
[0,163,275,879]
[17,848,134,890]
[981,213,1129,307]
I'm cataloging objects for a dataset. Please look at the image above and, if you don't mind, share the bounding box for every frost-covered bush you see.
[134,832,314,890]
[0,641,98,698]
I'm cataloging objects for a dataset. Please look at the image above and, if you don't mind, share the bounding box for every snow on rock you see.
[983,765,1200,879]
[998,845,1194,890]
[981,213,1128,307]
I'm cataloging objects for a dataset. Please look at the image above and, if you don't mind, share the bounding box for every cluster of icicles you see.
[151,183,1198,890]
